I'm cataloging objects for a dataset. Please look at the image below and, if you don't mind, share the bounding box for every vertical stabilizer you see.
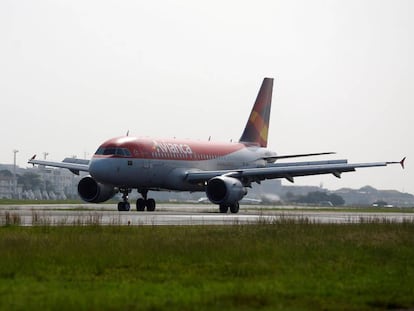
[239,78,274,147]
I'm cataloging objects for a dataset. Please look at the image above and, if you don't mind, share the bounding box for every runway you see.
[1,204,413,226]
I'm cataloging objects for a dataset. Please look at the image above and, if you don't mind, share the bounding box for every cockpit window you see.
[116,148,133,156]
[95,147,132,157]
[95,147,104,155]
[103,148,117,155]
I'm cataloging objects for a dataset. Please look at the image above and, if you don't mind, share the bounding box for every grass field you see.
[0,223,413,311]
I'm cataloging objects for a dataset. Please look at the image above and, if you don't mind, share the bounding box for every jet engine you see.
[206,176,247,205]
[77,176,116,203]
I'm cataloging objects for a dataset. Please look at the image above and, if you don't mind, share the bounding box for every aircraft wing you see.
[185,158,405,184]
[28,155,90,175]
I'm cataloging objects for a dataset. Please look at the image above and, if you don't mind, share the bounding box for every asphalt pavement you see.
[1,203,413,226]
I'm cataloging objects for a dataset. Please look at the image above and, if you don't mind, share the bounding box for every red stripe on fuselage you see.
[93,136,246,161]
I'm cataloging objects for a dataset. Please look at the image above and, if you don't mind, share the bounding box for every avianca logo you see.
[152,140,193,154]
[250,110,268,144]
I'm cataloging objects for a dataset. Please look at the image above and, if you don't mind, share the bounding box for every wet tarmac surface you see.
[1,204,413,226]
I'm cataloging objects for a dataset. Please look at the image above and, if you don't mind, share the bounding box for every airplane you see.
[28,78,405,213]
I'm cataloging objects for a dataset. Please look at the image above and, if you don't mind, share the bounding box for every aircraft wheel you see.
[117,202,123,211]
[125,202,130,211]
[118,202,130,211]
[136,198,146,211]
[219,204,228,213]
[230,203,239,214]
[146,198,156,212]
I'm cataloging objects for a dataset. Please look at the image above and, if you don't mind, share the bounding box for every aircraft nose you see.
[89,159,107,181]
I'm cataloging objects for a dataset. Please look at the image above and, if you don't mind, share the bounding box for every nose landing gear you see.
[117,189,131,211]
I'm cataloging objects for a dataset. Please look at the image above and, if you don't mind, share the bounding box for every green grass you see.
[0,223,413,310]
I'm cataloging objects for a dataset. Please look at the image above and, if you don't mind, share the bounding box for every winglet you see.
[400,157,406,169]
[386,157,406,169]
[239,78,274,147]
[29,154,36,166]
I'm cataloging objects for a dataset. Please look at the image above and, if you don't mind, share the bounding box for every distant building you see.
[0,170,15,199]
[27,166,81,199]
[0,163,82,200]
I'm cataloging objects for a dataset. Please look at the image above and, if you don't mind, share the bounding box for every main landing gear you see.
[117,189,156,212]
[219,202,240,214]
[136,189,156,212]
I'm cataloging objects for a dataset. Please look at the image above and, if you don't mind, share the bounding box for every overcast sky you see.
[1,0,413,194]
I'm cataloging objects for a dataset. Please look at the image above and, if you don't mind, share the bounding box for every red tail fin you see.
[239,78,274,147]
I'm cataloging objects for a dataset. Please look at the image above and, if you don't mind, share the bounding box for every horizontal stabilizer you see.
[263,152,336,162]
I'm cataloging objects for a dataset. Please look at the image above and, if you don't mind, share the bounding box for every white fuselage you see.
[89,144,275,191]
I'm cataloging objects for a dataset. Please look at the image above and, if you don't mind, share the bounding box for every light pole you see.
[12,150,19,198]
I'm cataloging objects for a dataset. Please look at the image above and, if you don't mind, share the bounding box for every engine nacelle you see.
[78,176,116,203]
[206,176,247,205]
